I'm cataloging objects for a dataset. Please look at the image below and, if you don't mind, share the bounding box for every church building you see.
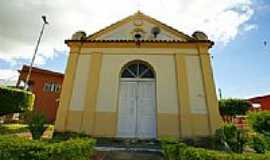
[55,11,222,138]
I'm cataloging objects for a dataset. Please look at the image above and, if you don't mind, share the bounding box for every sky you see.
[0,0,269,98]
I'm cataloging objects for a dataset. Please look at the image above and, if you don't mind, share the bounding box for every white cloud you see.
[243,24,258,31]
[0,69,18,86]
[0,0,255,63]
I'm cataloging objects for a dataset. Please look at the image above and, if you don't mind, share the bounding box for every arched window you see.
[121,62,154,78]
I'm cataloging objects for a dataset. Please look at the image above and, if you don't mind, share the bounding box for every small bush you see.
[159,137,183,160]
[248,133,267,153]
[26,112,48,139]
[0,135,96,160]
[247,111,270,137]
[214,124,248,153]
[0,86,35,116]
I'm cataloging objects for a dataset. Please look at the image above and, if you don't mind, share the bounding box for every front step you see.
[94,148,164,160]
[93,138,165,160]
[96,138,161,149]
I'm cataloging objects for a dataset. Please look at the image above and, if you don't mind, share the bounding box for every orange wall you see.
[18,71,64,123]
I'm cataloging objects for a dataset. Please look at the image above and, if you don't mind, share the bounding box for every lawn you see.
[0,123,54,138]
[0,123,28,134]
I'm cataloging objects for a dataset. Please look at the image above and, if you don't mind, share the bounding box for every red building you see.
[247,94,270,111]
[16,65,64,123]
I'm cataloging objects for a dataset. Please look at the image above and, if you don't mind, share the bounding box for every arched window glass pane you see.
[122,69,135,78]
[121,62,154,78]
[128,64,138,76]
[141,69,154,78]
[139,64,148,75]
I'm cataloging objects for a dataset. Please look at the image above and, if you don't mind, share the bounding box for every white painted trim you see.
[121,78,155,82]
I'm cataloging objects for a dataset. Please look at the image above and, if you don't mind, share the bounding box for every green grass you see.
[0,123,54,136]
[0,124,29,134]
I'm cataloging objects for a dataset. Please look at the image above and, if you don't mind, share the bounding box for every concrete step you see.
[94,149,164,160]
[96,138,161,150]
[93,138,164,160]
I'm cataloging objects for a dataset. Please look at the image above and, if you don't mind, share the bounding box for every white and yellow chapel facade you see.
[55,11,222,138]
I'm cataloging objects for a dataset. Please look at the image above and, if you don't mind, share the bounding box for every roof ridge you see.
[248,94,270,100]
[19,65,64,77]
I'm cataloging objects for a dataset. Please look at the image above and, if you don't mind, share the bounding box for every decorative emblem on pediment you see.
[133,18,143,26]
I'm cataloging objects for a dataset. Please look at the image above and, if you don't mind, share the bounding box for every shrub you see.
[26,112,48,139]
[247,111,270,137]
[182,136,216,149]
[0,135,96,160]
[0,85,35,116]
[159,137,184,160]
[248,133,267,153]
[160,139,270,160]
[214,124,248,153]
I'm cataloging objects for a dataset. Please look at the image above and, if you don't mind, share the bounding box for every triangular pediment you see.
[87,11,194,41]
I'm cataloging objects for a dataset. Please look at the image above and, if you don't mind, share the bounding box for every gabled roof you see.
[86,11,195,41]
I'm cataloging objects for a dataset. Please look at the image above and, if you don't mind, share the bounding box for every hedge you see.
[0,136,96,160]
[161,138,270,160]
[247,111,270,136]
[0,85,35,116]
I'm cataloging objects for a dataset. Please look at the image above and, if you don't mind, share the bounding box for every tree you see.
[219,98,250,122]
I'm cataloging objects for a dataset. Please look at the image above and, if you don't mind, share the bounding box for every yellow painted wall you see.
[66,110,83,132]
[96,54,179,114]
[198,47,223,134]
[96,54,179,137]
[81,53,103,134]
[191,114,211,136]
[185,56,208,114]
[55,53,79,131]
[56,46,222,138]
[175,54,193,137]
[94,112,117,137]
[69,55,92,111]
[157,113,179,137]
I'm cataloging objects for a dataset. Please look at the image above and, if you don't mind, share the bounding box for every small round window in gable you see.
[131,28,145,40]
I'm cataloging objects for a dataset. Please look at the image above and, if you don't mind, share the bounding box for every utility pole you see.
[218,88,222,99]
[24,16,49,89]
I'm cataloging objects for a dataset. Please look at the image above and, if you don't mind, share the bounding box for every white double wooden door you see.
[117,80,156,138]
